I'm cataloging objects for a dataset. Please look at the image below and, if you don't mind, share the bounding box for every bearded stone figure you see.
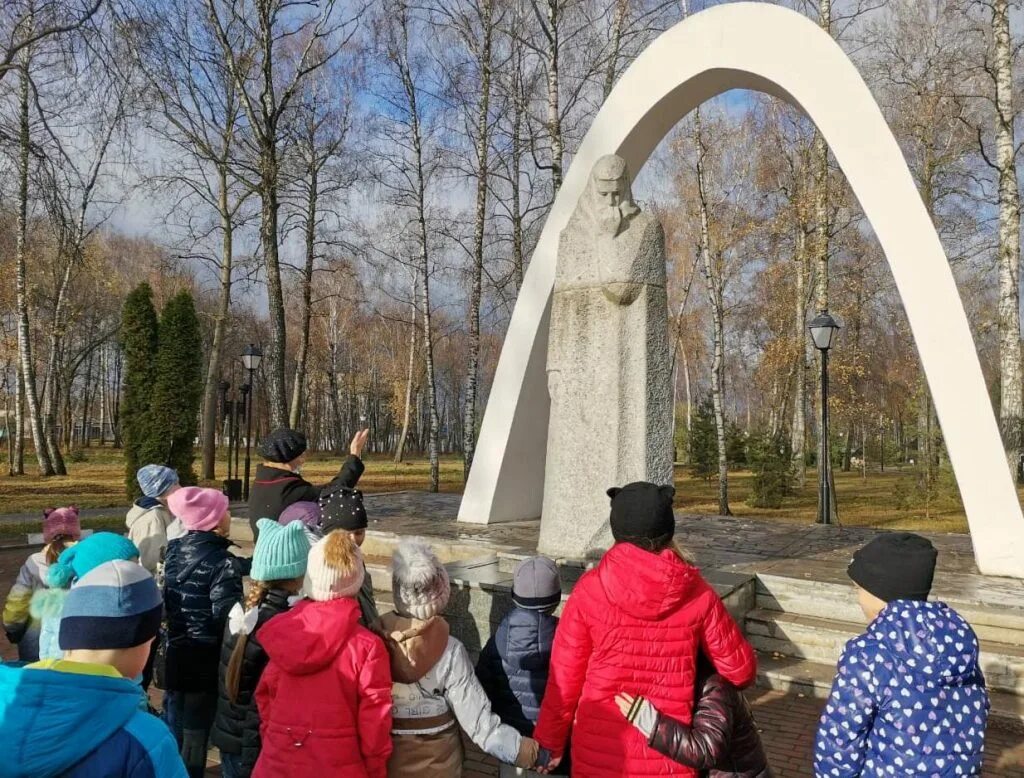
[538,155,674,559]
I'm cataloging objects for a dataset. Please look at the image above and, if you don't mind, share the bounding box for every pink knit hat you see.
[167,487,229,532]
[43,506,81,544]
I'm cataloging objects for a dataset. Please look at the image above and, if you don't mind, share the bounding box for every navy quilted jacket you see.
[476,606,558,735]
[814,600,989,777]
[163,531,248,692]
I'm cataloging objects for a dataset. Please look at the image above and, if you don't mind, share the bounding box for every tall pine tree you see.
[121,284,159,498]
[141,291,204,485]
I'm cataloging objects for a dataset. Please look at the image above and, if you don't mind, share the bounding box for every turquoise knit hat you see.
[251,518,310,582]
[47,532,140,589]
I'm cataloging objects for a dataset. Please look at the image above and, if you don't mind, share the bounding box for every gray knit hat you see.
[392,539,450,620]
[512,556,561,611]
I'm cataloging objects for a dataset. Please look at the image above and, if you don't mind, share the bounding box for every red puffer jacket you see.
[253,597,393,778]
[533,543,756,776]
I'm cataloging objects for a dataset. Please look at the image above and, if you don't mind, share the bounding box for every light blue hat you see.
[136,465,179,499]
[251,519,310,582]
[47,532,141,589]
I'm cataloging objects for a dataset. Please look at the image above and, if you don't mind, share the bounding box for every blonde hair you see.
[44,536,73,566]
[224,578,302,703]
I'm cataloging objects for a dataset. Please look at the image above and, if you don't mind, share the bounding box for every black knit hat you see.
[848,532,937,603]
[319,486,368,531]
[259,428,307,463]
[608,482,676,547]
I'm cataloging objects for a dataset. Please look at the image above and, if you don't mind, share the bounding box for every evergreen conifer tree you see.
[140,291,204,485]
[121,283,159,498]
[688,396,718,482]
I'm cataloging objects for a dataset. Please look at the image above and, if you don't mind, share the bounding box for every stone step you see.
[745,609,1024,696]
[756,572,1024,645]
[754,651,1024,729]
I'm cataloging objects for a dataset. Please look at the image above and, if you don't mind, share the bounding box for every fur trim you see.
[30,588,68,620]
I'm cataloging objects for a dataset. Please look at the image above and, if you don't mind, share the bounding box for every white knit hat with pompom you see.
[392,539,450,620]
[306,530,365,602]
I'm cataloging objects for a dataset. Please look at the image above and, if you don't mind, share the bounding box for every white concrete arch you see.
[458,2,1024,577]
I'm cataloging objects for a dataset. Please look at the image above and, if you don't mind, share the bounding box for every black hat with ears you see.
[608,481,676,548]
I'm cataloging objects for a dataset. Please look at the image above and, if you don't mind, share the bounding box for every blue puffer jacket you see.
[0,660,187,777]
[814,600,989,777]
[476,606,558,735]
[163,531,247,692]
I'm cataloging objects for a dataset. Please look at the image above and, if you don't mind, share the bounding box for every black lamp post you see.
[809,312,841,525]
[240,344,263,501]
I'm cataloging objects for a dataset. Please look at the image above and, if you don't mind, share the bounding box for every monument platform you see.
[366,492,1024,729]
[231,491,1024,729]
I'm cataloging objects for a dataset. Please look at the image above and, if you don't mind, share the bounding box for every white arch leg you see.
[457,2,1024,578]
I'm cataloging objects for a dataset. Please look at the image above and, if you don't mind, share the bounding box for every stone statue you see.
[538,155,674,559]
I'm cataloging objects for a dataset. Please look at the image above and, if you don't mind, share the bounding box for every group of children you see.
[0,427,996,777]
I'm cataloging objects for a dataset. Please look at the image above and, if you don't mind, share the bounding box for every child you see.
[476,556,566,777]
[248,427,369,539]
[253,530,392,777]
[163,486,248,778]
[380,540,541,777]
[127,464,185,574]
[0,560,186,777]
[278,500,322,545]
[211,519,311,778]
[31,531,141,661]
[814,532,989,777]
[533,483,757,777]
[2,506,81,662]
[319,484,378,627]
[615,651,772,777]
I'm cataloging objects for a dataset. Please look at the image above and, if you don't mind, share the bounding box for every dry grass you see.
[0,447,466,515]
[1,447,1017,535]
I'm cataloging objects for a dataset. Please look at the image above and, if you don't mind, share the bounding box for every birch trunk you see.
[602,0,628,99]
[791,226,808,485]
[994,0,1023,482]
[545,0,563,191]
[289,165,318,429]
[395,299,418,463]
[201,167,234,479]
[15,59,54,476]
[463,0,493,481]
[695,112,730,516]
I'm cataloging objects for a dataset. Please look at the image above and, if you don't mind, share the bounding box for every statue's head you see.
[583,154,640,236]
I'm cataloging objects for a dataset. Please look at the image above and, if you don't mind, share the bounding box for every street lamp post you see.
[809,312,841,525]
[241,344,263,501]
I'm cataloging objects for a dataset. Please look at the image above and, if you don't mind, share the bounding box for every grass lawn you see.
[0,446,1008,535]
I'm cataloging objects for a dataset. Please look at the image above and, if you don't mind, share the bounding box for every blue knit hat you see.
[59,560,162,651]
[47,532,140,589]
[251,518,310,582]
[136,464,179,499]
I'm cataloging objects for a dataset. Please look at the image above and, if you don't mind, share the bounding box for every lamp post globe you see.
[809,312,841,525]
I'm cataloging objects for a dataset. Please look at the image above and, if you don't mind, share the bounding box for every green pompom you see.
[29,588,68,620]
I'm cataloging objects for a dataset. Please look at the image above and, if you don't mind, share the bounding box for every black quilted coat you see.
[209,588,292,777]
[649,672,772,778]
[163,531,247,693]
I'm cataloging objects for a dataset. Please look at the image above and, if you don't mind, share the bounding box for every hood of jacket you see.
[596,542,700,620]
[0,663,141,777]
[866,600,981,685]
[126,498,165,527]
[259,597,360,675]
[169,531,233,582]
[379,611,450,683]
[498,607,557,673]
